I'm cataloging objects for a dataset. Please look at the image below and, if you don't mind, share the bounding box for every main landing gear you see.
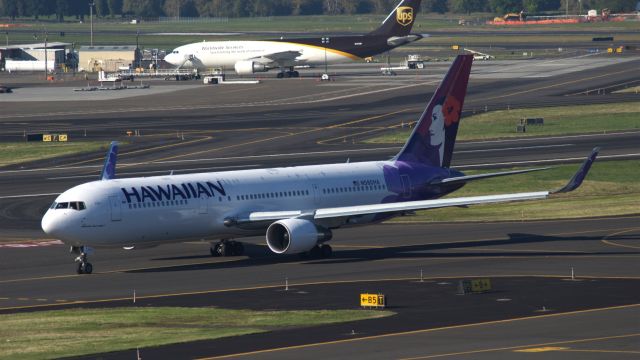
[276,67,300,79]
[300,244,332,259]
[210,240,245,257]
[71,246,93,274]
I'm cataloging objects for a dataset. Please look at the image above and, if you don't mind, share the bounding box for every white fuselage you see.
[42,161,393,248]
[164,41,357,70]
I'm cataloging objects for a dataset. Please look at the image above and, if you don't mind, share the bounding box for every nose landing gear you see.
[71,246,93,274]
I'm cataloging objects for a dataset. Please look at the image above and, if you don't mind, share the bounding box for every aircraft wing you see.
[250,51,303,67]
[430,167,549,186]
[314,191,550,219]
[236,148,598,225]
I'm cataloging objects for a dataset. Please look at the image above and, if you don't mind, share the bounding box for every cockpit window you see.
[54,202,86,210]
[50,202,57,209]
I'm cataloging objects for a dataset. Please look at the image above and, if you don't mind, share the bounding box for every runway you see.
[0,217,638,359]
[0,50,639,359]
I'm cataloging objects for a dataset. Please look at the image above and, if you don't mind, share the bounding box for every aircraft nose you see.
[165,53,178,66]
[41,211,63,238]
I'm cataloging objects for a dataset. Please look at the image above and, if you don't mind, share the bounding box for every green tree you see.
[424,0,449,13]
[2,0,18,20]
[488,0,521,14]
[122,0,163,17]
[448,0,487,13]
[107,0,123,16]
[95,0,109,17]
[55,0,69,22]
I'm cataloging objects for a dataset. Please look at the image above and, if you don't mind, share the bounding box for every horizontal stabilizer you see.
[552,147,599,194]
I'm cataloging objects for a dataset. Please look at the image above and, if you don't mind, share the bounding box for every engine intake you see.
[266,219,332,255]
[234,60,267,75]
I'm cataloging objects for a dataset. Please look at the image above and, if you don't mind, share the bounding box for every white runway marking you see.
[46,164,262,180]
[0,193,60,199]
[0,240,63,248]
[456,144,574,154]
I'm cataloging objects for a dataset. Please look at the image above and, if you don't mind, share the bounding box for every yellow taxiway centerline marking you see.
[151,108,411,162]
[558,349,640,354]
[2,275,640,312]
[475,67,635,102]
[196,308,640,359]
[514,346,568,352]
[601,228,640,250]
[63,135,214,167]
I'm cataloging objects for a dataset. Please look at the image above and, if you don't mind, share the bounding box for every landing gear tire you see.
[211,243,221,257]
[211,240,244,257]
[73,246,93,274]
[77,262,93,274]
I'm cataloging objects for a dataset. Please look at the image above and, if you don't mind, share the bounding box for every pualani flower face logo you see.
[442,95,462,127]
[396,6,414,26]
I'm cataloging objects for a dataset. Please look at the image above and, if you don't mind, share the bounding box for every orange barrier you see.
[488,19,580,25]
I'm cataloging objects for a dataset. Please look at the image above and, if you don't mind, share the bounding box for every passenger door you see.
[109,195,122,221]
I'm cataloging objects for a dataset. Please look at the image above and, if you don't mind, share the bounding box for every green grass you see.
[0,141,111,167]
[6,14,640,49]
[391,159,640,223]
[365,102,640,144]
[0,307,392,360]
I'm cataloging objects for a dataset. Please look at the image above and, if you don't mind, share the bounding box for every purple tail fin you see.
[395,54,472,168]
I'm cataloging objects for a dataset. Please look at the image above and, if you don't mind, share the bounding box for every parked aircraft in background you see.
[41,55,599,274]
[164,0,423,78]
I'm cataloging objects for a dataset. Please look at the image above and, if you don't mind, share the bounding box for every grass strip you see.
[365,102,640,143]
[0,306,392,360]
[0,142,111,167]
[391,159,640,223]
[7,15,640,49]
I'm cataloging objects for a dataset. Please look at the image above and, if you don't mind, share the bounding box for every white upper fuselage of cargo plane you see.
[163,40,357,72]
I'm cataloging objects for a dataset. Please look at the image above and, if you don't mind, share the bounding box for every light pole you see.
[44,28,48,79]
[321,36,329,79]
[89,1,95,46]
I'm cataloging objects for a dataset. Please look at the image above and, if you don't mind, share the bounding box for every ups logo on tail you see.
[396,6,414,26]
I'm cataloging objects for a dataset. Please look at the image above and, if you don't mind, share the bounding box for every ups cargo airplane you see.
[163,0,423,78]
[42,55,599,274]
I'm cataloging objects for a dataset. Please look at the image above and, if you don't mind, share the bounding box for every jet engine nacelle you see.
[234,60,267,75]
[266,218,332,255]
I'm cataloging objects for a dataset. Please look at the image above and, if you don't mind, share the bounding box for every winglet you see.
[552,147,599,194]
[100,141,119,181]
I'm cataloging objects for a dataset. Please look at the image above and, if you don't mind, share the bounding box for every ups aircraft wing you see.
[233,148,599,225]
[250,50,303,67]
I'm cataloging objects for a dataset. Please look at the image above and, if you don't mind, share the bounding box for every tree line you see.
[0,0,637,21]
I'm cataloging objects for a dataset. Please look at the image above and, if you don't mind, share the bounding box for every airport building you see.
[0,42,73,72]
[78,45,141,72]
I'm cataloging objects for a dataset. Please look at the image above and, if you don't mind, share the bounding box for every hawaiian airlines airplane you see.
[41,55,599,274]
[163,0,423,78]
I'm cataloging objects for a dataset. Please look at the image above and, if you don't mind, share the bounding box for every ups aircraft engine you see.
[234,60,268,75]
[266,219,333,255]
